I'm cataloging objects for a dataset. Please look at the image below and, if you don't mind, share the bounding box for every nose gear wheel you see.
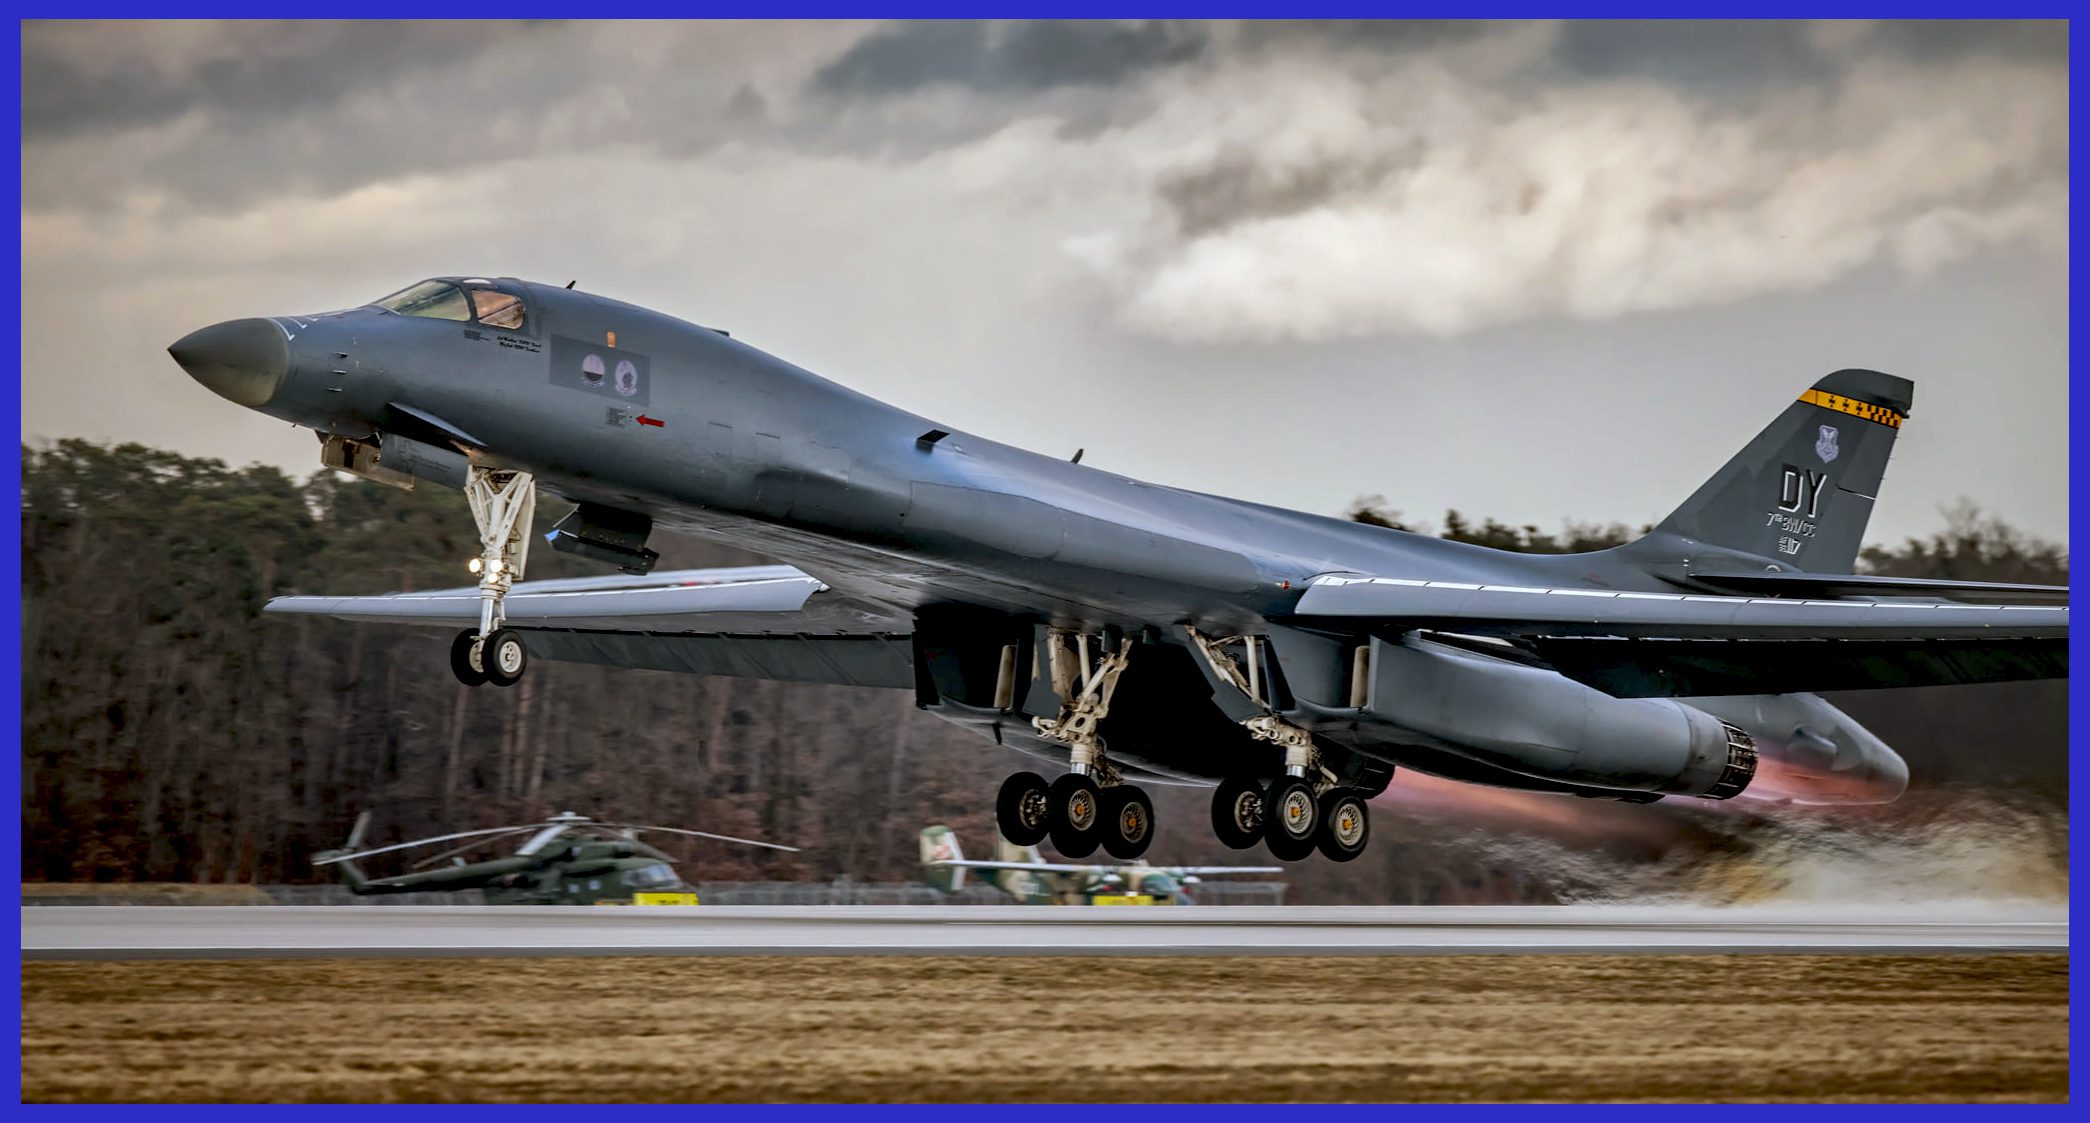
[482,627,528,687]
[448,629,488,687]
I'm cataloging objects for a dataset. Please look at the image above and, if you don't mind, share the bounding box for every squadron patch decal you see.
[1815,425,1840,463]
[551,334,650,406]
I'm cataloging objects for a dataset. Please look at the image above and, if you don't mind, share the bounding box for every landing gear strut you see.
[994,629,1155,860]
[449,465,536,688]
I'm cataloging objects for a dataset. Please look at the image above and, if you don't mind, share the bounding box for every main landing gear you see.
[448,465,536,689]
[995,629,1156,860]
[1188,629,1373,863]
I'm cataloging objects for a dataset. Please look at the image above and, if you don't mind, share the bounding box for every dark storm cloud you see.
[812,19,1208,96]
[20,17,2071,232]
[1234,19,1495,55]
[21,21,550,140]
[1862,19,2067,64]
[1548,20,1828,89]
[1547,19,2066,92]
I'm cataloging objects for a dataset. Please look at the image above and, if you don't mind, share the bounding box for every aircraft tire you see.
[1315,788,1369,863]
[1210,776,1265,850]
[1047,773,1103,859]
[995,771,1053,847]
[1099,785,1154,861]
[483,628,528,687]
[448,630,488,687]
[1263,777,1319,862]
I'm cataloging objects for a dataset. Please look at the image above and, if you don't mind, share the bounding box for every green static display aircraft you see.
[919,825,1280,905]
[312,811,797,905]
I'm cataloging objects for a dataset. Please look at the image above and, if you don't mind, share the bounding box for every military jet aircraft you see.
[919,825,1280,905]
[168,276,2068,865]
[312,810,796,905]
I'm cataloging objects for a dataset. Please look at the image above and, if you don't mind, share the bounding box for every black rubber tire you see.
[1210,776,1266,850]
[449,630,488,687]
[483,628,528,687]
[995,771,1053,847]
[1047,773,1103,859]
[1263,777,1319,862]
[1100,785,1155,861]
[1316,788,1369,863]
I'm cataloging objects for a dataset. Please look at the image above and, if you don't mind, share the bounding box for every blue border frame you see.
[9,13,2079,1111]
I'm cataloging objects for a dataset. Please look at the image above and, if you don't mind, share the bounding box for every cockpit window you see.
[621,863,681,888]
[374,280,471,322]
[470,288,527,331]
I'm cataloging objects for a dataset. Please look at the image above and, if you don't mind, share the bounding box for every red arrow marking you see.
[636,415,664,428]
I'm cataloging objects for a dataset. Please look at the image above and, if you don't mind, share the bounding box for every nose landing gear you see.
[448,465,536,688]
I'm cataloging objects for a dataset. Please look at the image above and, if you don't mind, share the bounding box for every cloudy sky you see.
[20,19,2070,546]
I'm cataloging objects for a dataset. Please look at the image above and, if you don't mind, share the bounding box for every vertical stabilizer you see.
[1644,369,1913,573]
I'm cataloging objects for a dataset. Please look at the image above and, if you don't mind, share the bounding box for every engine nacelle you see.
[1363,636,1755,799]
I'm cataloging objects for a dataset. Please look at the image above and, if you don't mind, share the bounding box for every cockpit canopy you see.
[373,279,528,332]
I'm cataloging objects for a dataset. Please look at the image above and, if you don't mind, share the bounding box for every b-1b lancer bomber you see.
[169,277,2068,864]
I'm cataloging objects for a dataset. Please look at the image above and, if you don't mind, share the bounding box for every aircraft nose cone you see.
[168,318,289,407]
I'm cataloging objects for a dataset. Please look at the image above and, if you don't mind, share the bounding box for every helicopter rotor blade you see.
[605,824,801,852]
[312,824,552,866]
[515,822,579,856]
[407,826,547,870]
[628,838,676,862]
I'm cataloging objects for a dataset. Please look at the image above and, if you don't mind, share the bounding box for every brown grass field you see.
[21,954,2067,1103]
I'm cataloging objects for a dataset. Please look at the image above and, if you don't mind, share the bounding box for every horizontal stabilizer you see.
[1686,570,2069,603]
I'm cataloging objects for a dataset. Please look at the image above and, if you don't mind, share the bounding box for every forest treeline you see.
[19,441,2069,899]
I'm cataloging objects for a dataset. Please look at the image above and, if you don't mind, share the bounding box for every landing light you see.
[467,558,483,575]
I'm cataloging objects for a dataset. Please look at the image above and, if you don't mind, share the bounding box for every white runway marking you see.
[20,904,2067,960]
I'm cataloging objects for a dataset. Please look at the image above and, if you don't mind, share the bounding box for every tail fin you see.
[1646,369,1913,573]
[919,826,966,893]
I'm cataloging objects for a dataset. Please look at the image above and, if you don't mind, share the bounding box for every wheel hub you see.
[1281,790,1313,836]
[1119,803,1147,841]
[1231,792,1263,832]
[1333,803,1364,846]
[1067,791,1096,831]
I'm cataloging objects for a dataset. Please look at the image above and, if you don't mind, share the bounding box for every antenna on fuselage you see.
[1071,448,1085,464]
[564,280,577,289]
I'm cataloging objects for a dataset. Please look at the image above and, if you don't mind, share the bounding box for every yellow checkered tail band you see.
[1799,388,1905,428]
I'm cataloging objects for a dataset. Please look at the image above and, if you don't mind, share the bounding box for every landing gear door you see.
[911,608,1035,714]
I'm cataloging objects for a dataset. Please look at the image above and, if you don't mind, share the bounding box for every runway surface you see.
[21,903,2066,959]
